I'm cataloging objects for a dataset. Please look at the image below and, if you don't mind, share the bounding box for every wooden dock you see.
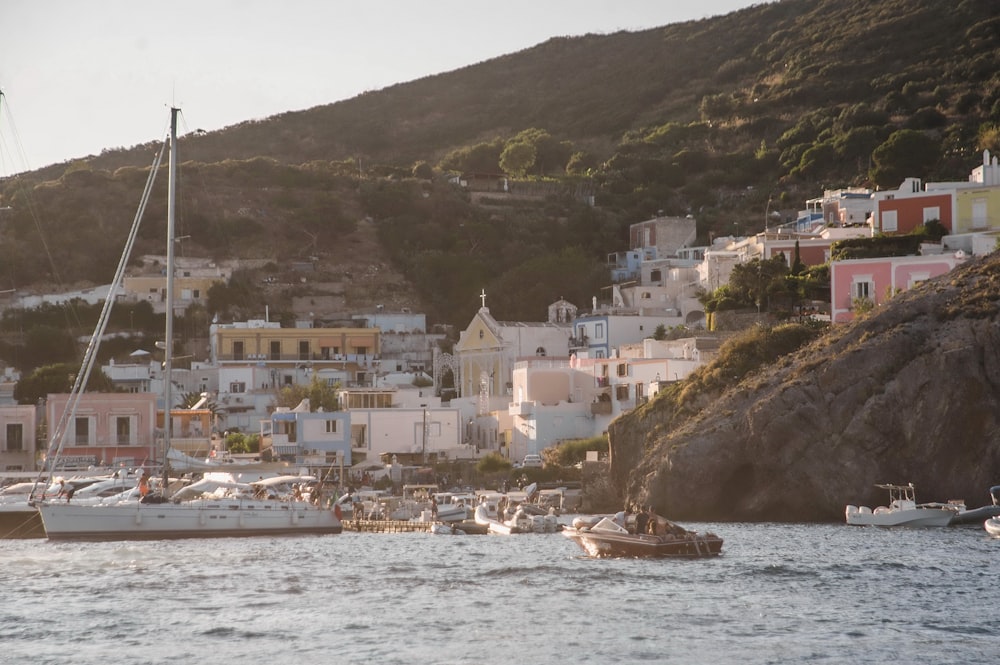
[343,519,434,533]
[342,519,489,534]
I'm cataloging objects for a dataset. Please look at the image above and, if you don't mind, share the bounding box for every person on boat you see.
[56,479,75,503]
[138,471,151,499]
[634,506,650,535]
[613,506,632,529]
[431,495,438,519]
[646,508,662,536]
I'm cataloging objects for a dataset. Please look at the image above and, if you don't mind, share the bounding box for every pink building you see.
[830,253,967,323]
[0,404,39,471]
[45,392,157,469]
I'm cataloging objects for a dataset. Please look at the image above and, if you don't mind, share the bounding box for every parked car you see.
[521,454,543,468]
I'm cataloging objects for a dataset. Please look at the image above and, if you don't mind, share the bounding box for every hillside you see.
[2,0,1000,335]
[609,252,1000,522]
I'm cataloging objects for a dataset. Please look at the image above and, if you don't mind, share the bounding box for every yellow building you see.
[954,187,1000,234]
[122,255,231,314]
[212,323,379,364]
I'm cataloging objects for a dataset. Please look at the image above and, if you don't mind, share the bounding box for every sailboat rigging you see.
[35,108,342,539]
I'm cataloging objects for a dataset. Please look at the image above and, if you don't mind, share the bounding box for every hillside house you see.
[830,252,969,323]
[263,406,352,465]
[0,404,38,471]
[44,392,158,469]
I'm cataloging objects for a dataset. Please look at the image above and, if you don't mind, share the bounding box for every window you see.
[232,341,244,361]
[75,417,89,445]
[881,210,898,232]
[923,206,940,223]
[853,279,873,300]
[6,423,23,451]
[615,384,630,401]
[230,381,246,393]
[115,417,131,445]
[325,420,339,434]
[617,363,627,377]
[270,340,281,360]
[355,346,369,356]
[650,269,662,283]
[595,323,604,340]
[298,340,310,361]
[535,346,547,356]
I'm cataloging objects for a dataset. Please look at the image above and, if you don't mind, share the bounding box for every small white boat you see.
[426,492,473,523]
[845,483,957,527]
[984,517,1000,537]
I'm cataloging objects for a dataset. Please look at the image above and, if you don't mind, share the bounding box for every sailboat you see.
[36,108,342,540]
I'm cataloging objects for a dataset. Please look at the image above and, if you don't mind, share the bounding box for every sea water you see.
[1,522,996,664]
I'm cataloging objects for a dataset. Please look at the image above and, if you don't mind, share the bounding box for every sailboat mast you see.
[163,107,178,490]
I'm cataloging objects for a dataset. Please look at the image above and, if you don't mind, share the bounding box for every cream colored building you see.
[454,299,571,407]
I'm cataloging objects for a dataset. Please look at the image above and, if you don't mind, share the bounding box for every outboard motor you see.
[990,485,1000,505]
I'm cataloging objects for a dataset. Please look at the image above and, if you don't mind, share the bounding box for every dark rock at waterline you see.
[610,253,1000,522]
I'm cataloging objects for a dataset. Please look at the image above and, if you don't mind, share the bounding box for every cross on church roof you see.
[479,288,487,308]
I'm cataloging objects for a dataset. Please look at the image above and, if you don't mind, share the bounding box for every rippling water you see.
[1,522,996,664]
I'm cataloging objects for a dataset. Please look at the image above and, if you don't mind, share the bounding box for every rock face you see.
[610,254,1000,522]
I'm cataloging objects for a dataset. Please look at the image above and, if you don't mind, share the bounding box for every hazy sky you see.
[0,0,763,174]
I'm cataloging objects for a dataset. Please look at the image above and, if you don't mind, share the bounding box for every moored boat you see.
[36,108,342,541]
[845,483,957,527]
[562,517,723,558]
[949,485,1000,525]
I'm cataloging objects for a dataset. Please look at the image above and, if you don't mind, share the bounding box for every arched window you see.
[535,347,547,356]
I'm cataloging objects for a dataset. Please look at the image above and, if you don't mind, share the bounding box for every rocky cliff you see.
[610,253,1000,522]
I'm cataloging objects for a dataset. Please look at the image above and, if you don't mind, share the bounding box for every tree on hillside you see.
[499,142,536,178]
[439,139,504,173]
[21,325,78,371]
[869,129,941,188]
[274,374,341,412]
[729,255,794,312]
[484,247,606,322]
[14,363,115,405]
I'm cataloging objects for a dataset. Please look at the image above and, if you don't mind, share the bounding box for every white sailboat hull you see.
[37,498,342,540]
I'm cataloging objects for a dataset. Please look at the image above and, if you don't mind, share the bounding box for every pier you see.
[343,519,434,533]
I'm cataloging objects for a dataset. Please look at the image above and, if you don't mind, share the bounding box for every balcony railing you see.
[218,352,379,365]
